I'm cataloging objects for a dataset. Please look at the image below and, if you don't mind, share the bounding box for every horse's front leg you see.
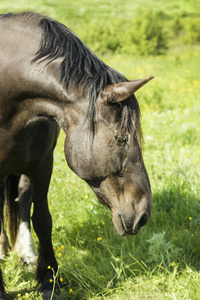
[0,180,8,299]
[0,269,5,300]
[0,179,11,260]
[14,175,37,270]
[30,154,58,298]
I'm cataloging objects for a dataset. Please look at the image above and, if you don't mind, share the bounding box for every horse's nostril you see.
[138,213,148,229]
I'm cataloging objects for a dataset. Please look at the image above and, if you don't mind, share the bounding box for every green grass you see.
[1,0,200,299]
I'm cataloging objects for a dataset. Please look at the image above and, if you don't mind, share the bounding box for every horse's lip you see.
[119,214,128,235]
[124,227,140,236]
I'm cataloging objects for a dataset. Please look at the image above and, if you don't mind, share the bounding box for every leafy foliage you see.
[79,9,200,56]
[80,10,168,55]
[147,232,182,268]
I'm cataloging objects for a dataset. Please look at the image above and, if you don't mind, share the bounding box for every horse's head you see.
[64,76,153,236]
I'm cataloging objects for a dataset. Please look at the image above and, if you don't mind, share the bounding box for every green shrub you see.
[80,19,122,53]
[181,17,200,44]
[80,10,200,56]
[122,10,168,56]
[171,13,200,45]
[80,10,168,56]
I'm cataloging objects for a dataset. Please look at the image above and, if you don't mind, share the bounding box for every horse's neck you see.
[24,60,85,130]
[0,16,88,132]
[1,48,87,134]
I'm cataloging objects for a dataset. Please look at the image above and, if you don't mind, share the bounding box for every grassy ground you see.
[0,0,200,299]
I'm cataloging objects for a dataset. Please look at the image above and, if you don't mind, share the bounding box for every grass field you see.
[1,0,200,299]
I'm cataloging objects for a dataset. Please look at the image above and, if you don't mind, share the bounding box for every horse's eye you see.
[115,135,128,146]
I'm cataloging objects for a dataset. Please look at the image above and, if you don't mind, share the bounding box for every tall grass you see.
[1,0,200,299]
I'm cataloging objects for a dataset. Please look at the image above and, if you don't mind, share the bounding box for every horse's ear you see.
[101,76,154,103]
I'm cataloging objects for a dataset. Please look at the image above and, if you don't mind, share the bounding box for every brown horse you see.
[0,12,153,299]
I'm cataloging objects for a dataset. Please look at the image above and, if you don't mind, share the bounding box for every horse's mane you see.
[1,12,142,143]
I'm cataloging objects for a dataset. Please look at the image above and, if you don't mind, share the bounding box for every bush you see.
[80,10,168,56]
[171,13,200,45]
[79,10,200,56]
[181,17,200,44]
[122,10,168,56]
[80,19,122,53]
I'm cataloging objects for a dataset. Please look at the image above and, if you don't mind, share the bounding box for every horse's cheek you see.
[64,137,78,174]
[64,132,121,180]
[64,136,92,179]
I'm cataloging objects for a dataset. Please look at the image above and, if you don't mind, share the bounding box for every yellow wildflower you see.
[69,288,73,294]
[97,237,102,242]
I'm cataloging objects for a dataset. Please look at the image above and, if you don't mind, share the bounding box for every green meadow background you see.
[1,0,200,299]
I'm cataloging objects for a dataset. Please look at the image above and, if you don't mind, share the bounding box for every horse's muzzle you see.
[112,210,150,236]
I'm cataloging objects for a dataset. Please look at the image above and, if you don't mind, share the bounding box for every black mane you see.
[2,12,142,140]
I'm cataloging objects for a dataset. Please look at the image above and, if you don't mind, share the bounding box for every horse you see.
[0,11,153,299]
[0,175,37,268]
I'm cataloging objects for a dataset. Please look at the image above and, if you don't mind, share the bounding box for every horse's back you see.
[0,13,41,96]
